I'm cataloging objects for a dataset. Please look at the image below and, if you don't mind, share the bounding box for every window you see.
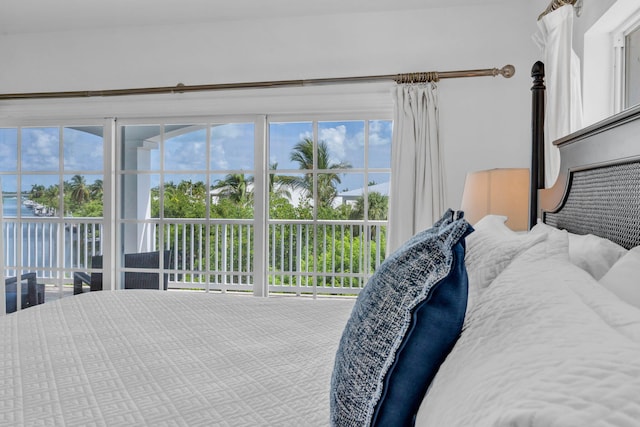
[583,2,640,124]
[624,25,640,109]
[119,115,391,295]
[0,111,392,300]
[118,120,257,292]
[0,124,104,296]
[267,118,392,295]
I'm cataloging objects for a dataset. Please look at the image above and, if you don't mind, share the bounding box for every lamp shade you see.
[460,168,530,231]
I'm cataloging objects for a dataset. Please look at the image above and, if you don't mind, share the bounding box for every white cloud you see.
[319,125,347,161]
[64,142,103,171]
[212,123,249,140]
[0,142,15,170]
[23,130,59,170]
[369,121,392,146]
[166,140,207,171]
[210,142,229,170]
[369,131,391,147]
[298,131,313,141]
[347,130,366,149]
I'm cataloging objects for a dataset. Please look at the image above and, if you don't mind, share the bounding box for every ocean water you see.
[1,197,76,272]
[3,197,35,217]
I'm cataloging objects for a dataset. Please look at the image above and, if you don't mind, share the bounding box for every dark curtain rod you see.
[0,64,515,100]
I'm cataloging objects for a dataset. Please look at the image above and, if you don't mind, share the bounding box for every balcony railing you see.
[266,220,386,295]
[3,218,387,295]
[2,219,103,279]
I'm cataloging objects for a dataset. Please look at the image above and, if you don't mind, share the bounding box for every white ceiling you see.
[1,0,502,35]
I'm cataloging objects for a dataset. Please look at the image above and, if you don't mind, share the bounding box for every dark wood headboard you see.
[531,61,640,249]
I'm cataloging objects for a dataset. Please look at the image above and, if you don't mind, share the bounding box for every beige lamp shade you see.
[460,168,530,231]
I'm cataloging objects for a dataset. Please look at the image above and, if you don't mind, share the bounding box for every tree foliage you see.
[29,177,104,217]
[27,138,389,288]
[278,138,352,209]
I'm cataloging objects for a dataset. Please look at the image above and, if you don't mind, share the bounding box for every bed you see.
[410,64,640,426]
[0,292,355,426]
[330,62,640,426]
[3,62,640,426]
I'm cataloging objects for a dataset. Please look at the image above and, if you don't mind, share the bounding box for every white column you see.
[252,116,268,297]
[103,118,117,291]
[136,151,153,253]
[121,137,155,254]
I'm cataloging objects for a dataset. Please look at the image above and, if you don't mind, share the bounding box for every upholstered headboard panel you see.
[534,94,640,249]
[543,162,640,249]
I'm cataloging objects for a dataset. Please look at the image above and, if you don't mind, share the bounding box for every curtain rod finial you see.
[500,65,516,78]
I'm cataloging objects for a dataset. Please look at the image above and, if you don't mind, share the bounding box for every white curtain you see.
[388,83,445,253]
[534,5,584,188]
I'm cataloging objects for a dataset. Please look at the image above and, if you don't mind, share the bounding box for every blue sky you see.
[0,127,103,192]
[268,120,392,192]
[269,121,392,170]
[0,120,392,196]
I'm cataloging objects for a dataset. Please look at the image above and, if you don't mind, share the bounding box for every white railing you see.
[160,219,255,292]
[266,220,387,295]
[3,218,387,295]
[2,219,103,279]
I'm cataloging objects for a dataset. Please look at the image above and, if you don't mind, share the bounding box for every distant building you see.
[337,182,389,206]
[210,181,390,209]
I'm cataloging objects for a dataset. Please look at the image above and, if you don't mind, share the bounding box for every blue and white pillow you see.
[330,210,472,426]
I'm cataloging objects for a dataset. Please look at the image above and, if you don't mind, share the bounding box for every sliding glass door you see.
[117,119,259,292]
[0,112,391,302]
[0,123,105,305]
[267,117,392,295]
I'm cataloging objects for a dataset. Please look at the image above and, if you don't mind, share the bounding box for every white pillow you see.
[532,220,627,280]
[416,252,640,427]
[568,233,628,279]
[520,225,569,263]
[472,215,513,235]
[530,220,558,236]
[599,246,640,310]
[465,216,547,309]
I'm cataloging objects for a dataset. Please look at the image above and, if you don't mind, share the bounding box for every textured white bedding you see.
[415,247,640,426]
[0,291,355,426]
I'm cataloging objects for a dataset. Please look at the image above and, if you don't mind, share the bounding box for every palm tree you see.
[280,138,351,208]
[89,179,103,200]
[190,181,207,198]
[350,191,389,221]
[69,175,90,204]
[268,162,291,200]
[176,179,207,199]
[212,174,254,205]
[43,184,59,209]
[29,184,45,200]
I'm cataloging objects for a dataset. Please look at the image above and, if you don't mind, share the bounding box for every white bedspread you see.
[416,254,640,426]
[0,291,355,426]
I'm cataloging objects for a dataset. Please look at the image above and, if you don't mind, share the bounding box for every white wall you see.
[0,2,544,209]
[572,0,617,60]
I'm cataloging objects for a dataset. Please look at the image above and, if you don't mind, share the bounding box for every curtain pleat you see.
[534,5,583,188]
[388,83,445,253]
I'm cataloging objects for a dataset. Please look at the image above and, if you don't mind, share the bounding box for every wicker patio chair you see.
[124,250,172,290]
[5,273,45,313]
[73,255,103,295]
[73,250,172,293]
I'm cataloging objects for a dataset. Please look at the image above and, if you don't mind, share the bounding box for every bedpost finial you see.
[532,61,545,78]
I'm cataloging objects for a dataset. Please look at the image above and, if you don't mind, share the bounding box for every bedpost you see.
[530,61,545,229]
